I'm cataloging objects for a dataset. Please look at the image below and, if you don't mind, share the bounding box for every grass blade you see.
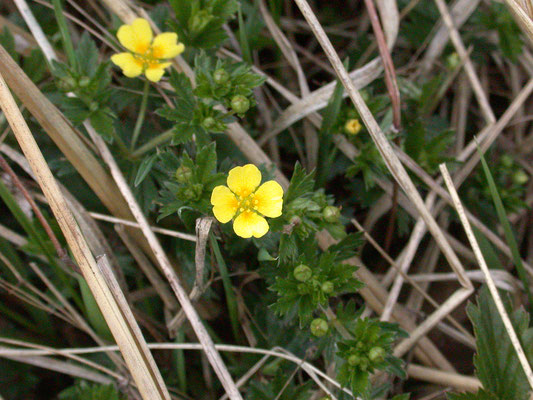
[477,146,533,311]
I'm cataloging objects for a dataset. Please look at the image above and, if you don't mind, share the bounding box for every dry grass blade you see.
[1,352,113,384]
[0,72,171,400]
[83,122,243,400]
[440,163,533,392]
[293,0,472,290]
[504,0,533,49]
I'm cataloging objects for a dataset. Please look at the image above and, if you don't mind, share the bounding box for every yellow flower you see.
[345,118,362,135]
[211,164,283,238]
[111,18,185,82]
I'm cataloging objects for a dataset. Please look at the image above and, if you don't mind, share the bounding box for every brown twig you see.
[362,0,402,254]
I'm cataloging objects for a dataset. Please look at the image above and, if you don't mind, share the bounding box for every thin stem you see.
[209,233,240,341]
[131,128,174,159]
[51,0,77,70]
[131,80,150,150]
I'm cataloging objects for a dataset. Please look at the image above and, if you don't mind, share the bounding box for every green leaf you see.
[237,5,252,64]
[89,108,116,143]
[478,146,533,310]
[195,143,217,183]
[285,162,315,205]
[447,390,498,400]
[78,276,113,341]
[467,287,533,400]
[327,232,364,261]
[75,32,99,77]
[59,381,121,400]
[62,97,91,125]
[134,154,158,187]
[0,27,17,62]
[391,394,411,400]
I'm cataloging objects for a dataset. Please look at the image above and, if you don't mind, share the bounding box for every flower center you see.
[234,192,259,214]
[132,44,163,69]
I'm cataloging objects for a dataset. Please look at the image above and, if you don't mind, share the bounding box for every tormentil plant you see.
[111,18,185,82]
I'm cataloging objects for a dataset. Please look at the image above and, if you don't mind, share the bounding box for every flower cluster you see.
[211,164,283,238]
[111,18,185,82]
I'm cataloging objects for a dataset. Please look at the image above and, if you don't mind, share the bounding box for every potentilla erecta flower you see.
[211,164,283,238]
[111,18,185,82]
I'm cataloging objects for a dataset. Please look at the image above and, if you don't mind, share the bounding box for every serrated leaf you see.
[75,32,99,77]
[62,97,91,125]
[195,143,217,183]
[134,154,158,187]
[327,232,364,261]
[467,287,533,400]
[285,162,315,204]
[89,108,115,143]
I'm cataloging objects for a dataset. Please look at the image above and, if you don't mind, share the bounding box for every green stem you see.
[131,80,150,150]
[174,331,187,393]
[209,233,240,340]
[51,0,77,70]
[131,128,174,159]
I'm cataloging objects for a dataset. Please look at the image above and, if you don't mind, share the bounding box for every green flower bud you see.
[348,354,360,366]
[359,357,369,371]
[58,76,76,91]
[202,116,217,131]
[231,95,250,114]
[78,76,90,87]
[501,154,513,168]
[89,101,99,112]
[293,264,312,282]
[175,165,192,184]
[513,170,529,185]
[297,283,308,294]
[184,183,203,200]
[213,68,230,85]
[322,205,340,223]
[446,52,461,70]
[321,281,334,294]
[310,318,328,337]
[368,346,385,362]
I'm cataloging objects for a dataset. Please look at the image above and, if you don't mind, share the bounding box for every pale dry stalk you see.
[0,72,171,400]
[440,163,533,392]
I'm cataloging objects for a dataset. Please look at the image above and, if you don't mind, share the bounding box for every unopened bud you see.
[78,76,90,87]
[368,346,385,362]
[293,264,312,282]
[513,170,529,185]
[321,281,334,294]
[322,205,340,223]
[175,165,192,183]
[213,68,230,85]
[231,95,250,114]
[310,318,329,337]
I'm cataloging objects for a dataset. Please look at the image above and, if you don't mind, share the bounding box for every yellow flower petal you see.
[144,62,171,82]
[111,52,143,78]
[152,33,185,59]
[233,211,269,238]
[211,186,238,223]
[227,164,261,198]
[254,180,283,218]
[117,18,153,54]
